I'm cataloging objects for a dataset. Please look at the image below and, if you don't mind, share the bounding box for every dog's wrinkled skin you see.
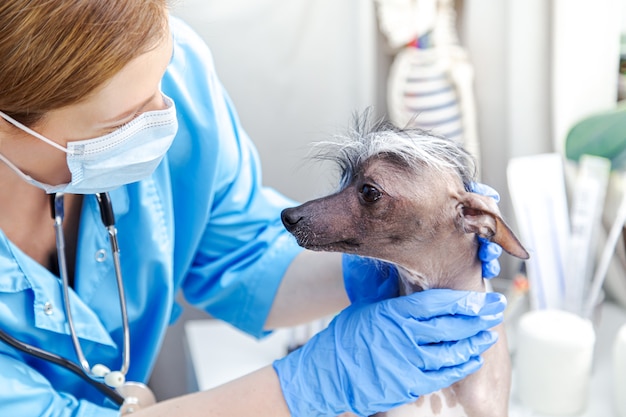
[281,120,528,417]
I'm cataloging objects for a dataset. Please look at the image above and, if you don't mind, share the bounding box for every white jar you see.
[516,309,596,415]
[613,323,626,417]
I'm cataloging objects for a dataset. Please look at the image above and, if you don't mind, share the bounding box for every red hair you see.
[0,0,169,126]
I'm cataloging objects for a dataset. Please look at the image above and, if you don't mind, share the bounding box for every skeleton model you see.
[376,0,480,168]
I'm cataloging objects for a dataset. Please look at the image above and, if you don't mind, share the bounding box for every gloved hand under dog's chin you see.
[343,181,504,304]
[343,255,400,305]
[273,289,506,416]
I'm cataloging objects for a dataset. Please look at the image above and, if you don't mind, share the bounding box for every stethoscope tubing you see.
[0,191,130,406]
[0,325,125,405]
[53,192,131,379]
[96,193,131,376]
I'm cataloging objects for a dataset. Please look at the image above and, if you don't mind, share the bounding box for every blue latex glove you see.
[273,290,506,417]
[469,182,503,278]
[343,182,504,304]
[342,255,399,305]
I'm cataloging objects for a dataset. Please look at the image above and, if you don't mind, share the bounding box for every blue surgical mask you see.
[0,94,178,194]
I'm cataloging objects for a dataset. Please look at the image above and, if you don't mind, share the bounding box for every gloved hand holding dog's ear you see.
[469,182,504,278]
[343,181,504,304]
[273,290,506,416]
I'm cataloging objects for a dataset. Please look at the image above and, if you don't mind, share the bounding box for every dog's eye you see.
[360,184,382,203]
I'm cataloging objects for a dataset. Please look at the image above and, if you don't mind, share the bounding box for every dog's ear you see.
[459,192,530,260]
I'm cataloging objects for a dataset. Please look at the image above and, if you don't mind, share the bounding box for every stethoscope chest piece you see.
[117,382,157,415]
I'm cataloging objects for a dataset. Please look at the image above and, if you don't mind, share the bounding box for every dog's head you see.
[282,113,528,271]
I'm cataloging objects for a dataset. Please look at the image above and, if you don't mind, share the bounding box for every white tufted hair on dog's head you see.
[312,109,477,192]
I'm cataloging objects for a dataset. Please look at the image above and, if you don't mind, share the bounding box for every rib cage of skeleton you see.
[374,0,481,170]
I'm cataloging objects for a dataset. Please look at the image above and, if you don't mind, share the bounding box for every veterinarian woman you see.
[0,2,505,416]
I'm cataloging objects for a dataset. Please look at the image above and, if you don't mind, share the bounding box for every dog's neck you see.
[397,263,485,295]
[395,235,486,295]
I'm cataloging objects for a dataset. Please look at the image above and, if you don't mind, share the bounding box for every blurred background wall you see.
[170,0,385,203]
[150,0,624,400]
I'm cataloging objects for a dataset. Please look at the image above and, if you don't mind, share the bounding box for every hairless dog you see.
[281,112,529,417]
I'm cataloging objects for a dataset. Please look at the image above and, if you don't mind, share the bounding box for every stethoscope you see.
[0,192,156,414]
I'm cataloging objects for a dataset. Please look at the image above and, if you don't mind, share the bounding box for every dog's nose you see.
[281,208,302,227]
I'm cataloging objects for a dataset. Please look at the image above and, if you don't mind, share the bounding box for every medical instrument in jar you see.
[0,192,155,414]
[564,154,611,315]
[507,153,570,310]
[583,173,626,319]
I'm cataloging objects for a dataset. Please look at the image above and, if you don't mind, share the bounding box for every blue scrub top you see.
[0,16,304,416]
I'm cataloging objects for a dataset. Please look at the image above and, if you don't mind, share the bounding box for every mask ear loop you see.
[0,111,71,154]
[0,153,41,184]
